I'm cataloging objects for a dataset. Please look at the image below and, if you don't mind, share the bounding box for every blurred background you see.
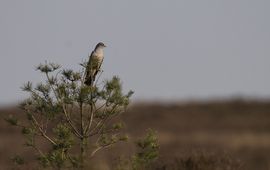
[0,0,270,169]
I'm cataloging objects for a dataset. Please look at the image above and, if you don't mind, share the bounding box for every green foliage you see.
[53,124,74,150]
[132,129,159,170]
[114,130,159,170]
[5,115,18,126]
[5,50,161,170]
[36,62,60,73]
[8,59,134,169]
[11,155,25,165]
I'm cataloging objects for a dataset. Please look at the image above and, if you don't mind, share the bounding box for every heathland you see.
[1,99,270,170]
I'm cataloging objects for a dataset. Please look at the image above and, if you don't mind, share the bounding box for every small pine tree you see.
[6,57,134,169]
[114,129,159,170]
[132,129,159,170]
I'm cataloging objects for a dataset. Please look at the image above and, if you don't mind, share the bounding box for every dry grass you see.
[1,99,270,170]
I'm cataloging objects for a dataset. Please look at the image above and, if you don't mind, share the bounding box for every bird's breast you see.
[92,51,104,63]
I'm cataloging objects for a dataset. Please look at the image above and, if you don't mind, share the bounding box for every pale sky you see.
[0,0,270,105]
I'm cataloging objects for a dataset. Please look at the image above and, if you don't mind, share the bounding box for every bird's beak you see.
[104,44,107,47]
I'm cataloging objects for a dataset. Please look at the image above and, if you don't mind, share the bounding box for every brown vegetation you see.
[1,99,270,170]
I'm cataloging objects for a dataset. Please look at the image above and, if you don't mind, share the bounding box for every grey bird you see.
[84,42,106,86]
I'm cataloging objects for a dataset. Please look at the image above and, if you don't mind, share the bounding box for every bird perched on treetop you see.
[84,42,106,86]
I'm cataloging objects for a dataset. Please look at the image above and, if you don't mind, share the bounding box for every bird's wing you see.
[97,58,104,71]
[86,51,94,76]
[85,50,104,85]
[92,57,103,80]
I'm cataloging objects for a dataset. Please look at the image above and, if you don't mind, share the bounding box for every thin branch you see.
[90,142,116,158]
[62,104,82,138]
[81,56,89,87]
[94,102,107,113]
[84,102,95,134]
[83,68,101,134]
[87,104,120,137]
[94,70,103,87]
[88,93,114,136]
[87,119,103,136]
[30,114,56,145]
[45,72,60,103]
[80,102,84,137]
[44,117,49,134]
[32,145,45,157]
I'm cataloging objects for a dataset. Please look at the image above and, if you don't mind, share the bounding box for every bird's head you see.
[95,42,106,50]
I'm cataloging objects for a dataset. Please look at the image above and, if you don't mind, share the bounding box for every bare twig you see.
[90,142,116,158]
[62,104,82,138]
[30,114,56,145]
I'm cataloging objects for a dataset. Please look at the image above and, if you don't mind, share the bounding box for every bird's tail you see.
[84,77,92,86]
[84,75,96,86]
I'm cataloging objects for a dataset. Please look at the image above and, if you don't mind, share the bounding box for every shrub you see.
[6,58,134,169]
